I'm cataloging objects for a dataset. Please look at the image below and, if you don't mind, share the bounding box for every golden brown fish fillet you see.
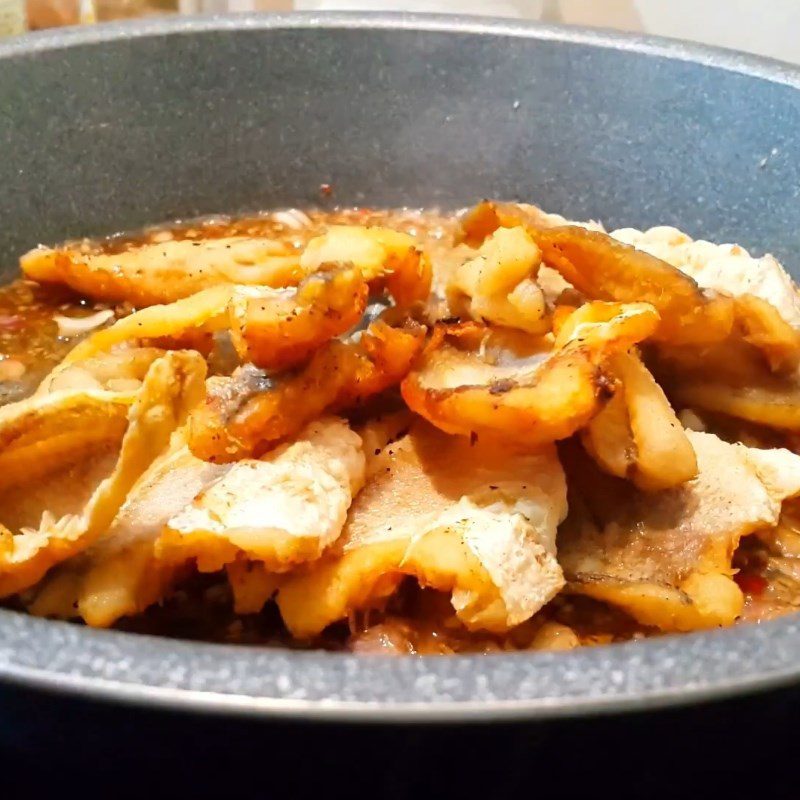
[277,417,567,637]
[458,201,734,345]
[654,332,800,432]
[0,350,206,597]
[21,236,303,305]
[558,430,800,631]
[227,266,369,369]
[27,428,229,626]
[611,225,800,330]
[464,206,800,431]
[51,262,410,378]
[582,351,698,491]
[157,416,365,575]
[613,225,800,372]
[53,285,236,370]
[402,301,658,447]
[2,348,173,490]
[188,320,425,463]
[446,226,548,334]
[299,226,432,308]
[54,268,367,371]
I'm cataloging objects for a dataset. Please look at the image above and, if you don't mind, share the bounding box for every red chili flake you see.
[319,183,333,197]
[735,572,768,596]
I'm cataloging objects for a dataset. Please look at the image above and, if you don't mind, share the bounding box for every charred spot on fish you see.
[489,379,515,395]
[595,371,616,401]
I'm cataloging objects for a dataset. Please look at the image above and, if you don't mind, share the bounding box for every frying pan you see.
[1,12,800,723]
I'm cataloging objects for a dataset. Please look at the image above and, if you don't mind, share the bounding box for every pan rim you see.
[3,608,800,722]
[3,11,800,88]
[2,11,800,721]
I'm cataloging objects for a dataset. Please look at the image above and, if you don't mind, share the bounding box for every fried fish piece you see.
[3,347,169,489]
[27,428,229,626]
[27,417,363,625]
[51,265,370,374]
[227,266,369,369]
[225,559,283,615]
[558,431,800,631]
[582,352,698,491]
[617,227,800,432]
[654,332,800,432]
[299,225,432,308]
[458,201,734,345]
[157,416,365,575]
[402,301,658,447]
[613,225,800,371]
[457,200,604,247]
[21,236,304,305]
[277,418,567,637]
[188,320,425,462]
[446,226,548,334]
[612,225,800,329]
[54,285,236,369]
[0,349,206,597]
[669,377,800,431]
[43,226,430,377]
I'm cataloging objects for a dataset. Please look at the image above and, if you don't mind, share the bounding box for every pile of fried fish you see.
[5,200,800,647]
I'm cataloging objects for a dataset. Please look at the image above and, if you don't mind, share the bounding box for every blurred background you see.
[6,0,800,66]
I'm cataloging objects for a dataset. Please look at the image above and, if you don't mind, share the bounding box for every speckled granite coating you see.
[3,609,800,721]
[1,13,800,720]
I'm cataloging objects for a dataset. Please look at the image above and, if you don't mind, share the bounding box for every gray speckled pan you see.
[1,13,800,722]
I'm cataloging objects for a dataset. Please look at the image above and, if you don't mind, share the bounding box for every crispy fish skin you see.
[613,225,800,371]
[227,266,369,369]
[277,419,567,638]
[458,201,734,345]
[188,320,425,463]
[21,236,304,305]
[157,416,365,574]
[582,352,698,491]
[299,225,432,308]
[402,302,658,447]
[447,226,548,334]
[27,429,229,627]
[456,200,605,248]
[56,285,236,369]
[0,350,206,598]
[53,266,369,376]
[611,225,800,330]
[0,347,170,493]
[558,431,800,631]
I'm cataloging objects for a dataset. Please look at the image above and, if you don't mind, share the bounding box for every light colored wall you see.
[548,0,800,64]
[287,0,800,65]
